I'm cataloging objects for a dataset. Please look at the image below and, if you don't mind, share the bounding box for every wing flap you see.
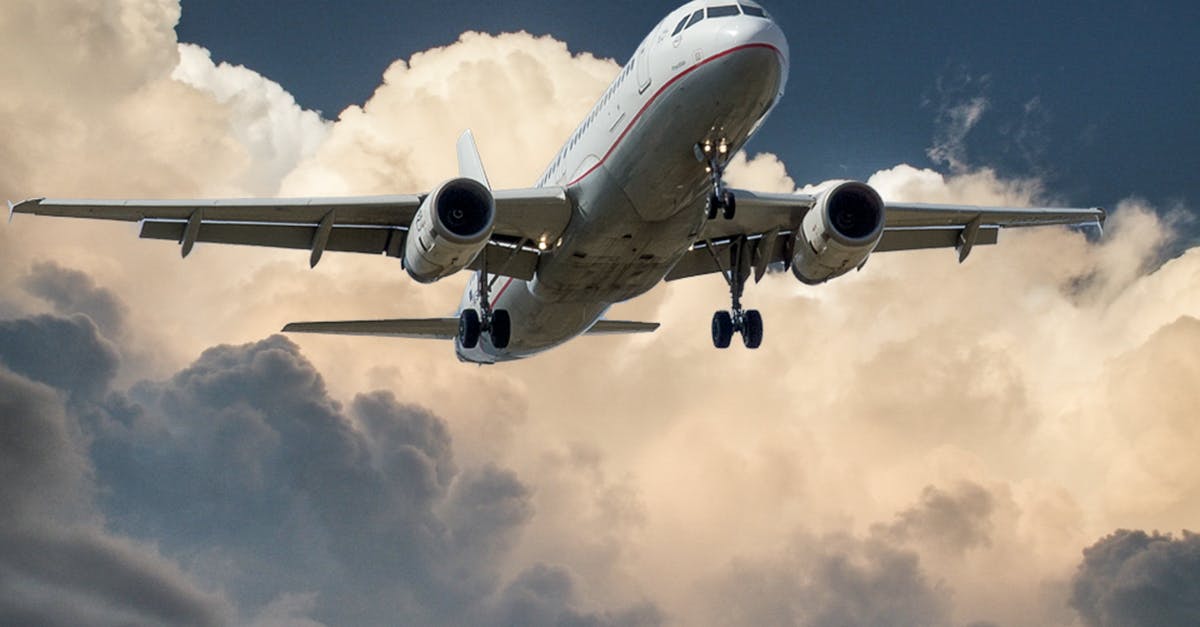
[282,318,459,339]
[139,221,405,256]
[874,226,999,253]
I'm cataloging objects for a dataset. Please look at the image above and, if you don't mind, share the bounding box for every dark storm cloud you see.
[87,334,641,624]
[0,366,231,627]
[0,313,119,400]
[875,482,996,555]
[0,366,89,525]
[1071,529,1200,627]
[706,533,952,627]
[21,261,127,336]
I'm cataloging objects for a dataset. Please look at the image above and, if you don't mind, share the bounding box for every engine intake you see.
[404,178,495,283]
[792,181,885,284]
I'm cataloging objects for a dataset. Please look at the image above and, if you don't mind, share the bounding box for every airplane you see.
[10,0,1104,364]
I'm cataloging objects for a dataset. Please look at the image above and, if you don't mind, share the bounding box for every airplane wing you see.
[665,189,1106,281]
[9,186,572,281]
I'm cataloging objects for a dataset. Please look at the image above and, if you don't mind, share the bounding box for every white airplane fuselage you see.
[458,1,789,363]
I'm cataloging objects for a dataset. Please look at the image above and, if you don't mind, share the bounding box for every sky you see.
[174,0,1200,219]
[2,1,1200,626]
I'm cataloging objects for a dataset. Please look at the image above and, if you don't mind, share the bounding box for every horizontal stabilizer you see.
[586,320,660,335]
[282,318,458,339]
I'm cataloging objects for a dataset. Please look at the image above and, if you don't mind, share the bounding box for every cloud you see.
[1071,530,1200,627]
[0,364,232,627]
[0,314,120,401]
[925,69,991,172]
[703,532,952,627]
[875,482,996,556]
[21,261,128,337]
[2,2,1200,626]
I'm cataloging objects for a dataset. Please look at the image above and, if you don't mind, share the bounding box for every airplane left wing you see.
[666,189,1105,281]
[10,186,572,280]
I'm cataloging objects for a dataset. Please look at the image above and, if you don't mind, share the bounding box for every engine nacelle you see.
[404,177,495,283]
[792,181,885,285]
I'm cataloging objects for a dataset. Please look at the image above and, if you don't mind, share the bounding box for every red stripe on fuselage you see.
[490,276,515,309]
[564,42,783,188]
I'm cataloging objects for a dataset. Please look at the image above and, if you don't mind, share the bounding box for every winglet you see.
[8,198,45,223]
[456,130,492,189]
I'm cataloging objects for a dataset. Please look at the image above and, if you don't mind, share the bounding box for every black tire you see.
[459,309,481,349]
[712,310,734,349]
[722,190,737,219]
[490,309,512,349]
[742,309,763,349]
[707,192,720,219]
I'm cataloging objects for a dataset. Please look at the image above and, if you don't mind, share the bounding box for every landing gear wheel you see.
[459,309,481,349]
[712,310,734,349]
[741,309,763,349]
[721,190,737,220]
[707,192,720,220]
[490,309,511,349]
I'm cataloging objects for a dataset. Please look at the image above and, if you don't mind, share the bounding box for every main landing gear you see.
[459,267,511,350]
[708,236,763,349]
[696,140,736,220]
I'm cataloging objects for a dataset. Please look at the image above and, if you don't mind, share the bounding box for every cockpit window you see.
[739,4,767,18]
[707,6,742,18]
[671,15,689,36]
[684,9,704,30]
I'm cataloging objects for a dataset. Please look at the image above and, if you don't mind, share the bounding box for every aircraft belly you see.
[456,45,786,365]
[612,46,784,222]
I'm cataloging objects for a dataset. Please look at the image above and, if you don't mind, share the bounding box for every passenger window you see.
[740,4,767,17]
[707,6,741,18]
[684,9,704,30]
[671,16,689,36]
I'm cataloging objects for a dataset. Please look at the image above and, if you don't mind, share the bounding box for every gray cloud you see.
[21,261,127,337]
[0,365,231,627]
[704,533,952,627]
[1071,529,1200,627]
[85,334,655,625]
[875,482,996,556]
[0,314,119,401]
[483,563,663,627]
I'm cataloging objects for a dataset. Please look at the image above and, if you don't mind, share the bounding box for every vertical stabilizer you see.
[456,130,492,189]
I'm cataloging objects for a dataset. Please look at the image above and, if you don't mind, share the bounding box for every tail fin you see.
[457,130,491,189]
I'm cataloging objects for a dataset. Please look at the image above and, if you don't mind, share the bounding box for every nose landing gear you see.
[696,140,736,220]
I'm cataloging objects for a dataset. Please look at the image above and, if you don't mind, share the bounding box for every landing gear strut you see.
[459,262,511,350]
[707,235,763,349]
[697,140,736,220]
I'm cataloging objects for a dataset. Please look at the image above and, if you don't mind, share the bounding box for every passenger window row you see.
[671,3,770,37]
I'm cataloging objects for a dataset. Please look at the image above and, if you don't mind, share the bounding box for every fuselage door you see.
[636,46,651,94]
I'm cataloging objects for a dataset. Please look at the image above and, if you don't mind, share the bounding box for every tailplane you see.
[281,318,660,340]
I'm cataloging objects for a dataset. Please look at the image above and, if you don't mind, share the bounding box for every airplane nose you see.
[720,16,790,93]
[723,15,789,58]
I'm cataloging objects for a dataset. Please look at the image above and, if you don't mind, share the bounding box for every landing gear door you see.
[636,47,651,94]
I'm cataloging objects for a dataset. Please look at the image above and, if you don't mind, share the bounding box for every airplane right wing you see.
[666,187,1105,281]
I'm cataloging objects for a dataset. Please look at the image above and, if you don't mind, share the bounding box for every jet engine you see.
[792,181,886,285]
[404,177,495,283]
